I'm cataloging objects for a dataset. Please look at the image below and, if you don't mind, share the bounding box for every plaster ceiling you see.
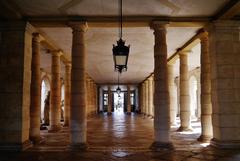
[22,0,230,84]
[12,0,229,17]
[40,26,200,83]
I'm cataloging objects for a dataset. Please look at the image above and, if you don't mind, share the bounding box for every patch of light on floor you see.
[179,131,196,135]
[200,143,210,147]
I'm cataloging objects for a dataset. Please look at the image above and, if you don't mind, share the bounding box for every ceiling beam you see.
[37,28,71,64]
[213,0,240,20]
[27,16,209,28]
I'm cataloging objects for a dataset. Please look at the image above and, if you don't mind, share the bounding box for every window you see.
[103,93,108,105]
[130,93,134,105]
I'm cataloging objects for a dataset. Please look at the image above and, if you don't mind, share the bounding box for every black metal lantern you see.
[112,0,130,73]
[116,86,121,94]
[113,38,129,73]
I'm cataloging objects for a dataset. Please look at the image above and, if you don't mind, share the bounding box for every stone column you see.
[198,31,213,142]
[209,21,240,148]
[152,75,155,117]
[127,85,131,114]
[197,80,201,119]
[94,84,98,114]
[49,50,62,132]
[168,64,177,125]
[107,86,112,114]
[142,83,146,114]
[148,77,154,117]
[99,87,103,112]
[64,63,71,127]
[86,77,90,115]
[91,81,95,114]
[145,81,149,116]
[138,85,142,113]
[29,33,43,143]
[69,22,88,150]
[88,80,92,114]
[151,22,172,148]
[178,50,192,131]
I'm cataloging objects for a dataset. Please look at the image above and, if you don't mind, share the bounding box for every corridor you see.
[33,112,204,152]
[1,113,240,161]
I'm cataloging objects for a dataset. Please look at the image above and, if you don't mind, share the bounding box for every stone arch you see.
[41,75,51,123]
[60,79,65,122]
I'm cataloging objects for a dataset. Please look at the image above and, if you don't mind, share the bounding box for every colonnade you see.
[29,23,98,148]
[140,76,154,117]
[138,23,214,148]
[86,76,98,116]
[0,20,239,151]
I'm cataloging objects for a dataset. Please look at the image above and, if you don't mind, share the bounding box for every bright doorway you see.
[113,92,124,114]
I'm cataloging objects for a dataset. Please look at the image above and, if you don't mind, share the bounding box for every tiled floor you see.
[1,111,240,161]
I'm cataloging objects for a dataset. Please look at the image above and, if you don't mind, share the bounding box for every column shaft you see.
[30,33,42,142]
[86,78,90,115]
[64,63,71,126]
[145,81,149,115]
[107,86,112,114]
[178,51,192,131]
[127,85,131,113]
[198,31,213,142]
[148,77,153,117]
[151,22,172,148]
[70,23,88,149]
[49,51,62,132]
[91,81,95,114]
[142,83,146,114]
[168,64,177,125]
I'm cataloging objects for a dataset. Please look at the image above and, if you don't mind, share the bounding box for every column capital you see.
[150,21,169,31]
[198,29,208,41]
[69,21,88,32]
[148,76,153,81]
[32,33,44,42]
[50,50,63,57]
[178,49,192,56]
[65,62,72,68]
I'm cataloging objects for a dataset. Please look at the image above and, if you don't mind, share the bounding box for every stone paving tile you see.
[0,113,240,161]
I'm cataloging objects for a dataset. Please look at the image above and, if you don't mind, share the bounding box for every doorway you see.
[113,92,124,114]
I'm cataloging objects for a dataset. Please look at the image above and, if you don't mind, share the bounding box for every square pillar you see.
[0,22,33,150]
[209,21,240,149]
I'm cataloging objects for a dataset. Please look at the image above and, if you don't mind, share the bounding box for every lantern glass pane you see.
[115,55,126,65]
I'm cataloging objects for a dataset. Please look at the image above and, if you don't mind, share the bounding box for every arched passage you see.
[41,76,50,124]
[189,76,198,119]
[61,82,65,122]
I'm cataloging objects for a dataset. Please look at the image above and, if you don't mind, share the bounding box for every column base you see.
[150,141,174,151]
[48,125,61,133]
[197,135,212,143]
[149,115,154,119]
[0,140,32,151]
[177,126,193,132]
[63,123,69,127]
[30,136,44,144]
[210,138,240,149]
[68,143,88,151]
[170,122,177,126]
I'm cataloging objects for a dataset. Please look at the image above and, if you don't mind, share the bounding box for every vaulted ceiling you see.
[1,0,239,84]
